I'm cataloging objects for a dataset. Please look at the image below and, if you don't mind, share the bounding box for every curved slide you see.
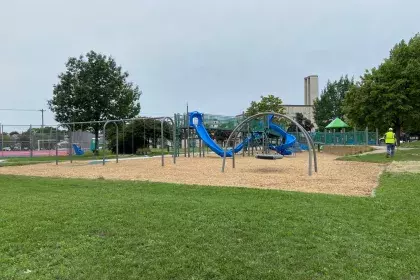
[189,111,256,157]
[267,115,296,156]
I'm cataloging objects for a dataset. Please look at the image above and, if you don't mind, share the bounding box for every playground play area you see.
[0,150,384,197]
[0,111,387,197]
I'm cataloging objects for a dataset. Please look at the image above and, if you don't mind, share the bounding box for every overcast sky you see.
[1,0,419,130]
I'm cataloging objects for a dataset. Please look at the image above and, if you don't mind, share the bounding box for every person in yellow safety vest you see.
[384,128,396,158]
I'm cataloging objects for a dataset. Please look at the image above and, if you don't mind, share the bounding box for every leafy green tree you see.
[212,129,231,144]
[48,50,142,153]
[313,75,354,130]
[287,113,314,132]
[18,132,30,149]
[9,131,19,137]
[343,33,420,144]
[245,94,286,117]
[1,132,11,149]
[106,119,172,154]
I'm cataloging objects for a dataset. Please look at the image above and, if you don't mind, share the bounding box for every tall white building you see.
[304,75,319,106]
[283,75,319,129]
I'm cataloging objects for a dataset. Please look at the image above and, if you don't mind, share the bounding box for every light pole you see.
[39,109,45,129]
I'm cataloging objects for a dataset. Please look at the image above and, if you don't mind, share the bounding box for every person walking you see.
[385,128,396,157]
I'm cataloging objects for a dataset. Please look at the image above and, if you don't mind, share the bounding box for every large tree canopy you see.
[48,50,142,152]
[245,94,286,117]
[313,75,354,130]
[343,33,420,143]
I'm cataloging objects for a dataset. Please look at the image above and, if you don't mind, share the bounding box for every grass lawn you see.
[337,147,420,163]
[0,154,125,167]
[0,148,178,167]
[1,174,420,279]
[401,141,420,148]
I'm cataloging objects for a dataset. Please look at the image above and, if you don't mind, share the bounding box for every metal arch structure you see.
[221,112,318,176]
[54,115,177,166]
[100,116,177,166]
[156,116,177,166]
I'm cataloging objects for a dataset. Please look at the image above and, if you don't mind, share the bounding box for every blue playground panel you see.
[72,144,85,156]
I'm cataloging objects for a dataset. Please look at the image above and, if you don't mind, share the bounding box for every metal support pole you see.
[161,119,164,166]
[376,128,379,146]
[183,114,187,157]
[183,128,187,157]
[70,124,75,163]
[29,124,33,158]
[40,109,45,129]
[1,124,3,158]
[55,125,59,165]
[131,121,134,155]
[232,139,236,168]
[192,132,195,157]
[80,124,83,153]
[242,136,245,157]
[354,127,357,145]
[296,124,299,143]
[247,124,251,157]
[143,119,147,151]
[122,122,125,155]
[324,129,327,144]
[173,113,177,164]
[102,121,118,165]
[262,131,265,154]
[187,113,190,158]
[49,127,53,155]
[199,138,202,157]
[153,119,156,149]
[365,127,369,145]
[116,126,119,164]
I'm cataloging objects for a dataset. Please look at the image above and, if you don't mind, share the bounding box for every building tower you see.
[304,75,319,105]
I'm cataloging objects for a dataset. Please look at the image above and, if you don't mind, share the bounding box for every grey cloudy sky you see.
[1,0,419,129]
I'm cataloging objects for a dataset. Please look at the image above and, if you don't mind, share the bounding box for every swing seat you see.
[255,154,284,160]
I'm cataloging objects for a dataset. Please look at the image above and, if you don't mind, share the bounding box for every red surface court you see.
[0,150,69,158]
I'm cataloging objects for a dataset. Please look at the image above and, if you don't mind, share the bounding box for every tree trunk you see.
[395,125,401,146]
[94,129,99,155]
[394,118,403,146]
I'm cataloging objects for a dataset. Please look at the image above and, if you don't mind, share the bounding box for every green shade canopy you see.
[325,117,349,129]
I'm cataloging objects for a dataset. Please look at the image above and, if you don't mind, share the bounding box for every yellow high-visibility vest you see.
[385,131,396,144]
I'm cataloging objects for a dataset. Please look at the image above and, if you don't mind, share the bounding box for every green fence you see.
[289,130,379,146]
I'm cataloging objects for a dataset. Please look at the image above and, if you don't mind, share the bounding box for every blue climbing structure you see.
[189,111,297,157]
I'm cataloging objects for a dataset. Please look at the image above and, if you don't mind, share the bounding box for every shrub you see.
[136,147,151,155]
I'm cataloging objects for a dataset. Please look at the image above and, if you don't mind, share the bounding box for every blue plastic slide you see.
[72,144,85,156]
[267,115,296,156]
[189,111,255,157]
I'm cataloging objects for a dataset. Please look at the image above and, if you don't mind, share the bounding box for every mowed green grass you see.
[1,174,420,279]
[0,149,170,167]
[337,147,420,163]
[401,141,420,148]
